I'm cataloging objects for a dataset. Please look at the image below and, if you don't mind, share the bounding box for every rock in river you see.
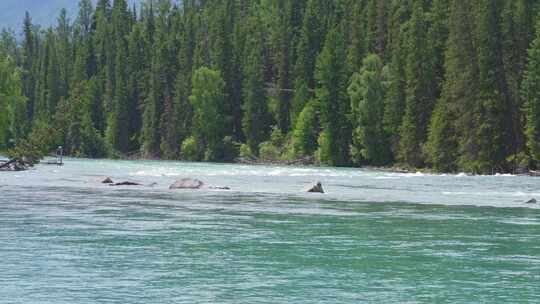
[110,181,141,186]
[305,181,324,193]
[169,178,205,190]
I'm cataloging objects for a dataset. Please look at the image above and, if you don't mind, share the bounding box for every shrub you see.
[181,136,202,161]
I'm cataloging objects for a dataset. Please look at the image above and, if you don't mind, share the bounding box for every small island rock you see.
[102,177,114,184]
[305,181,324,193]
[525,198,537,204]
[169,178,205,190]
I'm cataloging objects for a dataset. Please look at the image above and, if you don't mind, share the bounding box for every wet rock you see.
[102,177,114,184]
[169,178,205,190]
[209,186,231,190]
[110,181,141,186]
[147,182,158,187]
[305,181,324,193]
[525,198,537,204]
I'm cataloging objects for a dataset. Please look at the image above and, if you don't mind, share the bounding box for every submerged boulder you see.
[525,198,537,204]
[102,177,114,184]
[209,186,231,190]
[305,181,324,193]
[110,181,141,186]
[169,178,205,190]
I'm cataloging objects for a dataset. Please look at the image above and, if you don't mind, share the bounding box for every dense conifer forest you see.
[1,0,540,174]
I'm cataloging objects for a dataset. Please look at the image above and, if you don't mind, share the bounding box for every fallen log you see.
[0,158,28,171]
[0,159,17,170]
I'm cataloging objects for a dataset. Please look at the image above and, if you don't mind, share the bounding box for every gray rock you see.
[169,178,205,190]
[209,186,231,190]
[525,198,537,204]
[102,177,114,184]
[305,181,324,193]
[110,181,141,186]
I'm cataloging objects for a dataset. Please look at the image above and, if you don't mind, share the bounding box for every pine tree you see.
[0,54,26,147]
[292,0,324,123]
[242,18,270,155]
[315,26,350,166]
[274,0,294,133]
[106,0,130,154]
[426,0,474,173]
[399,1,435,168]
[462,0,511,173]
[522,18,540,163]
[21,12,36,122]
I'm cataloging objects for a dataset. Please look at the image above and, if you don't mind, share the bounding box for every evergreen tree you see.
[522,18,540,163]
[399,1,435,168]
[462,0,511,173]
[315,26,350,166]
[427,0,475,172]
[292,0,324,123]
[106,0,130,155]
[348,54,391,166]
[21,12,36,122]
[242,18,270,155]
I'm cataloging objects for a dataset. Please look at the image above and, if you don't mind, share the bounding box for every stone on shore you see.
[305,181,324,193]
[169,178,205,190]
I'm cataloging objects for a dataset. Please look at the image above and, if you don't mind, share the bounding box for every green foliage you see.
[0,54,26,148]
[181,136,201,162]
[242,18,270,155]
[239,144,254,158]
[348,54,391,166]
[522,18,540,163]
[315,26,351,167]
[189,67,226,162]
[398,1,436,168]
[1,0,539,174]
[292,100,318,157]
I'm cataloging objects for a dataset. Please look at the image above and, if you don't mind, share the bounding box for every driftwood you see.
[0,159,17,170]
[0,159,28,171]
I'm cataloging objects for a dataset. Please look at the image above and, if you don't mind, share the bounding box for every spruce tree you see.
[315,26,350,166]
[463,0,511,173]
[522,18,540,163]
[426,0,473,173]
[399,1,435,168]
[242,18,270,155]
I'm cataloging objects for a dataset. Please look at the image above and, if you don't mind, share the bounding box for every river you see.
[1,158,539,303]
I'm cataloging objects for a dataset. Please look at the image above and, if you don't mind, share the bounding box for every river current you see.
[1,158,539,303]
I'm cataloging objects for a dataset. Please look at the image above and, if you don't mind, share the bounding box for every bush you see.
[292,101,318,157]
[315,131,330,165]
[222,136,239,162]
[181,136,202,161]
[259,141,280,161]
[239,143,254,158]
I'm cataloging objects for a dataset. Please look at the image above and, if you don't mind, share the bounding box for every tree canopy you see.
[1,0,539,174]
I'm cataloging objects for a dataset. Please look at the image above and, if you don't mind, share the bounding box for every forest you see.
[0,0,540,174]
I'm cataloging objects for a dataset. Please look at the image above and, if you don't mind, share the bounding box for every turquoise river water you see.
[0,158,539,303]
